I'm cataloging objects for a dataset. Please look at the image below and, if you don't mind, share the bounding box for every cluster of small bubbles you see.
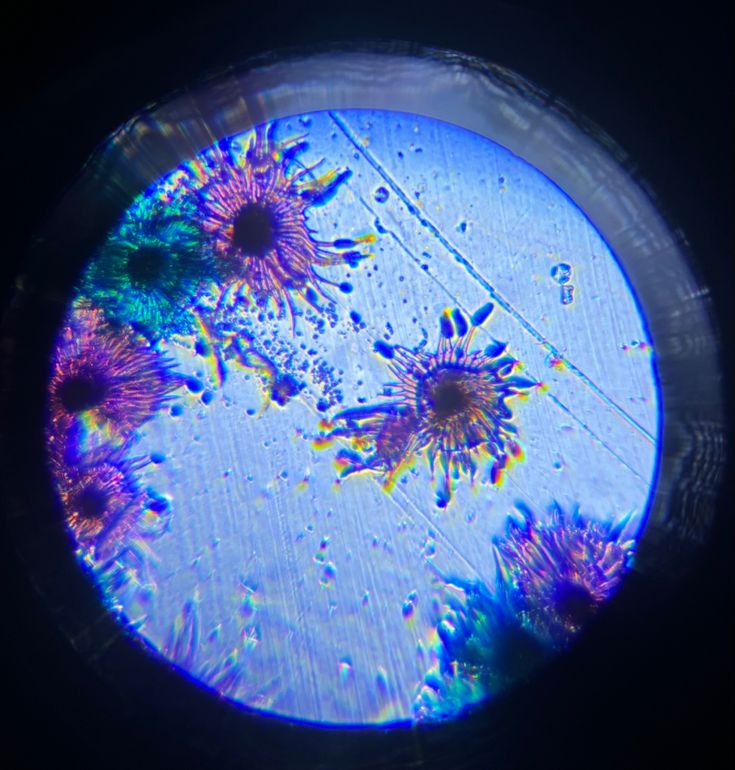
[621,339,651,353]
[374,186,390,203]
[550,263,575,305]
[324,302,339,329]
[550,262,572,284]
[311,357,344,409]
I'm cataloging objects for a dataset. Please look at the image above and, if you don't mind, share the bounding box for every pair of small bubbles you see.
[373,182,576,309]
[373,186,467,235]
[551,262,575,305]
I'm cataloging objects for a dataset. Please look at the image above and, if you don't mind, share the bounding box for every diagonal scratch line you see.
[356,195,648,480]
[330,111,654,446]
[546,393,646,482]
[386,482,483,579]
[503,472,546,513]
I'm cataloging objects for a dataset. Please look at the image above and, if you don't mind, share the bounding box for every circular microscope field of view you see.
[46,109,659,725]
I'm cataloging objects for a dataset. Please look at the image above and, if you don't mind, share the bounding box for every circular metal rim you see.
[1,41,726,763]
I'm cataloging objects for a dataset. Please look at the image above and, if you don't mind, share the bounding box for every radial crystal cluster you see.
[414,576,548,722]
[55,448,147,561]
[48,308,181,452]
[194,123,371,318]
[323,304,537,506]
[81,196,212,339]
[47,308,182,561]
[493,504,638,648]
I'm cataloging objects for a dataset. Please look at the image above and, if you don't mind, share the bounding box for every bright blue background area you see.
[99,110,659,724]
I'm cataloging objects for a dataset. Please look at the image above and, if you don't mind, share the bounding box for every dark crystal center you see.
[58,373,108,413]
[233,203,276,257]
[270,374,301,406]
[127,246,167,286]
[487,623,548,681]
[73,486,109,519]
[553,581,598,626]
[431,376,468,419]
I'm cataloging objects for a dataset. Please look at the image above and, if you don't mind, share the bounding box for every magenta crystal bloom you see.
[321,304,538,506]
[55,447,148,562]
[494,503,638,648]
[47,308,182,458]
[194,124,372,320]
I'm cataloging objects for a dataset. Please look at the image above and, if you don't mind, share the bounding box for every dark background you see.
[2,1,733,768]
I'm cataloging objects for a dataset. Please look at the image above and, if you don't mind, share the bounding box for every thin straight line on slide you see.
[329,111,655,446]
